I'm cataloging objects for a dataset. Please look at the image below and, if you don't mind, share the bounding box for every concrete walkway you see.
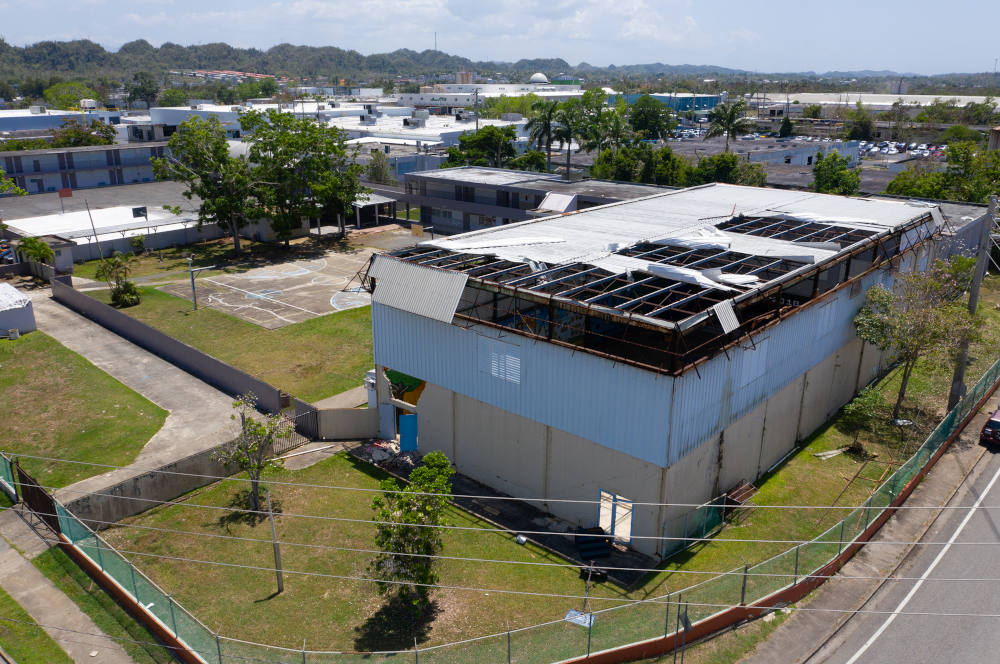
[312,385,368,410]
[0,511,132,663]
[28,292,236,505]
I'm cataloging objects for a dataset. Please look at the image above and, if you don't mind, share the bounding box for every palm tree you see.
[704,99,755,152]
[16,237,54,264]
[554,100,584,177]
[525,100,559,172]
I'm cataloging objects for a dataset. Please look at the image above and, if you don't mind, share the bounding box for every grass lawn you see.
[33,547,173,664]
[90,287,373,403]
[0,331,167,488]
[0,584,73,664]
[96,277,1000,656]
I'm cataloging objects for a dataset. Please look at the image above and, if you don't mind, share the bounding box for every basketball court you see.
[160,249,374,329]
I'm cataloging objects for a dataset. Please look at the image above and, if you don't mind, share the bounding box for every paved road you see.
[815,446,1000,663]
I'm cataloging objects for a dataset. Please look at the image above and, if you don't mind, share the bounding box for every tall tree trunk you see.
[892,359,916,420]
[565,141,572,177]
[546,141,552,173]
[230,218,242,254]
[249,474,260,513]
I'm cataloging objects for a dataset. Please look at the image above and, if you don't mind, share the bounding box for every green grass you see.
[0,584,73,664]
[84,279,1000,658]
[90,287,373,402]
[0,331,167,488]
[33,547,174,664]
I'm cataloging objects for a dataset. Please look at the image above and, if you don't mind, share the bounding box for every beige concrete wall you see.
[856,341,885,391]
[416,382,455,459]
[451,393,548,499]
[831,337,865,417]
[316,408,379,440]
[718,400,766,493]
[758,375,804,476]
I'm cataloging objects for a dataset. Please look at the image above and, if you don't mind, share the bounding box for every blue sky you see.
[2,0,997,75]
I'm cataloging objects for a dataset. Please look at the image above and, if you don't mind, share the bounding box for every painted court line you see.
[843,460,1000,664]
[203,278,323,316]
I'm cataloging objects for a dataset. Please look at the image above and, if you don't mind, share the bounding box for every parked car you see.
[981,410,1000,446]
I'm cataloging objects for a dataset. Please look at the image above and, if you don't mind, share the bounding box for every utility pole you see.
[948,195,997,410]
[266,489,284,594]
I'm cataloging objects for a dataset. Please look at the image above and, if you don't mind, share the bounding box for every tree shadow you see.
[213,489,282,532]
[353,596,440,651]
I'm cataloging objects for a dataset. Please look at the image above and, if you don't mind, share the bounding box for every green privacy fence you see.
[660,495,727,558]
[9,355,1000,664]
[0,454,15,502]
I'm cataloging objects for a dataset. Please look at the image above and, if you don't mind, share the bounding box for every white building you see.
[0,283,35,335]
[365,183,949,557]
[397,74,585,109]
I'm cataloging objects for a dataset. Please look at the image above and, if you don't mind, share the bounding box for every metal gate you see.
[14,462,59,533]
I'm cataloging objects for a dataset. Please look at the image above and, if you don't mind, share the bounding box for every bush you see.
[110,280,141,307]
[843,386,885,433]
[129,234,146,253]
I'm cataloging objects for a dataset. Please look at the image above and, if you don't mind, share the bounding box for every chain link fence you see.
[5,355,1000,664]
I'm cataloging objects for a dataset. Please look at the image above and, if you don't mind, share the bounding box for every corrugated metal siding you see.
[370,255,468,323]
[374,265,896,469]
[373,303,675,467]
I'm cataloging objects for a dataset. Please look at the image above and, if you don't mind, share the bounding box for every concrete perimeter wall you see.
[293,398,379,441]
[64,444,240,528]
[51,279,283,412]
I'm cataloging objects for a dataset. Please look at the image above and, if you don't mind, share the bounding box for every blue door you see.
[399,414,418,452]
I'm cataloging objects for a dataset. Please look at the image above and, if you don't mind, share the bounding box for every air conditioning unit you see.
[413,109,430,119]
[29,105,46,115]
[317,104,326,111]
[360,114,378,126]
[403,117,426,128]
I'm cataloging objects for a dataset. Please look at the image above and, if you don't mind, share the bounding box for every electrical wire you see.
[7,450,990,511]
[13,504,1000,583]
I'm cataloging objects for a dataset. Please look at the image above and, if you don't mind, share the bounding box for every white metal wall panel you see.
[373,303,675,467]
[370,255,468,323]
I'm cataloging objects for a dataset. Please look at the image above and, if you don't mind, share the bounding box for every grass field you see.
[0,584,73,664]
[0,331,167,488]
[89,287,373,403]
[33,548,174,664]
[97,278,1000,655]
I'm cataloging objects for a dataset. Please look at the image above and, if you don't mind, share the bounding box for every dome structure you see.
[528,72,549,84]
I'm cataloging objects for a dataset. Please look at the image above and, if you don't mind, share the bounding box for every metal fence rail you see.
[6,355,1000,664]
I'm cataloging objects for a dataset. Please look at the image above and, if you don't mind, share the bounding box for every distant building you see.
[0,107,121,133]
[0,142,166,195]
[607,93,722,112]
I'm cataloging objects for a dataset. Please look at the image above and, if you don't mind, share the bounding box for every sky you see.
[2,0,998,75]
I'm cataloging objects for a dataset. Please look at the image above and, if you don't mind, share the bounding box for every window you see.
[478,335,521,385]
[496,190,510,207]
[807,156,813,165]
[784,156,792,164]
[455,185,475,202]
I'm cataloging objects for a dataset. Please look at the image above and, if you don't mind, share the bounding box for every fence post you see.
[838,520,846,554]
[414,637,419,664]
[215,625,223,664]
[266,490,284,595]
[740,563,749,605]
[168,595,177,638]
[129,556,139,602]
[672,593,682,664]
[95,537,104,571]
[507,621,511,664]
[793,545,800,585]
[587,612,592,656]
[663,591,671,637]
[302,639,306,664]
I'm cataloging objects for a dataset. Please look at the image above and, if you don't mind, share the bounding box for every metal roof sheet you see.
[0,283,29,312]
[369,254,468,323]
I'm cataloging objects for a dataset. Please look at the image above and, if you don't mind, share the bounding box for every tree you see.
[216,392,291,514]
[43,81,98,109]
[95,251,141,307]
[441,125,518,168]
[591,143,690,186]
[844,102,875,141]
[17,236,54,264]
[50,117,116,147]
[368,451,454,612]
[704,99,755,151]
[525,99,559,172]
[157,88,189,107]
[942,125,984,145]
[366,150,396,185]
[802,104,823,119]
[778,115,794,138]
[554,99,585,175]
[1,167,26,196]
[689,152,766,186]
[885,141,1000,203]
[241,108,365,245]
[629,94,675,141]
[127,71,159,107]
[507,149,547,172]
[854,257,979,419]
[152,115,260,254]
[812,150,860,195]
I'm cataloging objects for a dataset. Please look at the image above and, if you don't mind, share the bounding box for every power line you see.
[14,505,1000,584]
[9,450,1000,511]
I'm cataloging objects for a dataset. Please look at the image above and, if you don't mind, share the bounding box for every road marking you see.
[843,458,1000,664]
[203,278,323,316]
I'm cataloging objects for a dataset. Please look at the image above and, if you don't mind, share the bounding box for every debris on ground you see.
[354,439,421,475]
[814,447,848,460]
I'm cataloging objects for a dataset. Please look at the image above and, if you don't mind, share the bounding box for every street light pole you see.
[186,256,216,311]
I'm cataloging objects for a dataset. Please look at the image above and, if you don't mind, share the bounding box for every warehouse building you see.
[364,183,949,558]
[0,142,166,195]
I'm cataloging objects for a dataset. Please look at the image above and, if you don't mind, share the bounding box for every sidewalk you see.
[28,292,236,505]
[0,511,132,663]
[740,402,993,664]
